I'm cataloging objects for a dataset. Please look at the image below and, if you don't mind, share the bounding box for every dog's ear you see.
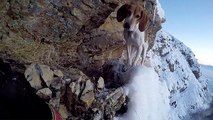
[117,4,130,22]
[139,10,149,32]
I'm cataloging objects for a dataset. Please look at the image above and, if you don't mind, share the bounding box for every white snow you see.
[115,65,170,120]
[156,0,165,20]
[147,30,211,120]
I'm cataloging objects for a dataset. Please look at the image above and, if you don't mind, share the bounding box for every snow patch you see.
[156,0,165,19]
[115,65,170,120]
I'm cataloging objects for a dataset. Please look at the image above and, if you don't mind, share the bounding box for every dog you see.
[117,3,149,67]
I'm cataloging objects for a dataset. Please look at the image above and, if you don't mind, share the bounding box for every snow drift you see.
[115,65,170,120]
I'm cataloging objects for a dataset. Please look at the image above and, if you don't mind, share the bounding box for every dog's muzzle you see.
[124,23,130,29]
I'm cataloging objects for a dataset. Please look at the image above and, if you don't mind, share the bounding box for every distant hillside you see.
[200,64,213,80]
[200,64,213,93]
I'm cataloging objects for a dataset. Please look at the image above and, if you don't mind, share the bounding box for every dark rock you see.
[101,59,127,88]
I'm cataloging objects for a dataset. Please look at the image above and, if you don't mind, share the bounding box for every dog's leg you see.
[127,44,132,66]
[130,44,136,66]
[141,43,148,64]
[133,46,143,66]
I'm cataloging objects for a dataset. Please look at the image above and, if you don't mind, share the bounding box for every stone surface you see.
[53,70,64,78]
[0,0,162,79]
[24,63,54,89]
[36,88,52,100]
[92,87,126,119]
[97,77,105,89]
[39,64,54,87]
[80,80,94,108]
[24,64,43,90]
[25,63,66,111]
[66,70,91,115]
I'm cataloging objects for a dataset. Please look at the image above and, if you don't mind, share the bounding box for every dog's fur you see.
[117,3,149,67]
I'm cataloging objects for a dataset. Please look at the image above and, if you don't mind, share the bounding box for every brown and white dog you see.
[117,3,149,67]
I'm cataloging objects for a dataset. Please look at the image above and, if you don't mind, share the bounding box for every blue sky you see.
[160,0,213,65]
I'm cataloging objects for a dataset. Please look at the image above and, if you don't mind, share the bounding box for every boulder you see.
[80,80,95,108]
[39,64,54,87]
[24,64,43,90]
[66,70,92,113]
[97,77,105,89]
[36,88,52,100]
[53,70,64,78]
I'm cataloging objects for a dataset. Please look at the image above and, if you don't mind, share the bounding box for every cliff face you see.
[147,30,211,120]
[0,0,162,76]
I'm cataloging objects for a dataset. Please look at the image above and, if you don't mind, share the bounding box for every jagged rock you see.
[97,77,105,89]
[69,80,81,97]
[50,77,64,91]
[105,88,126,115]
[66,70,92,113]
[53,70,64,78]
[92,88,126,119]
[24,64,43,90]
[66,79,95,112]
[36,88,52,100]
[39,64,54,87]
[25,64,54,89]
[65,68,126,119]
[69,68,90,82]
[25,63,66,111]
[80,80,94,108]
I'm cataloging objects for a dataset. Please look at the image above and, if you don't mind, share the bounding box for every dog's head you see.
[117,3,149,32]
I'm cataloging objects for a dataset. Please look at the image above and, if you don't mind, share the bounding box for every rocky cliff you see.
[0,0,211,120]
[0,0,162,75]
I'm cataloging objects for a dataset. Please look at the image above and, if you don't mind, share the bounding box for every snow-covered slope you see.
[146,30,211,120]
[115,66,170,120]
[115,30,211,120]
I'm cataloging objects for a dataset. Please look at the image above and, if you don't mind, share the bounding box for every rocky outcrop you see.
[24,63,66,111]
[0,0,163,77]
[23,63,127,120]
